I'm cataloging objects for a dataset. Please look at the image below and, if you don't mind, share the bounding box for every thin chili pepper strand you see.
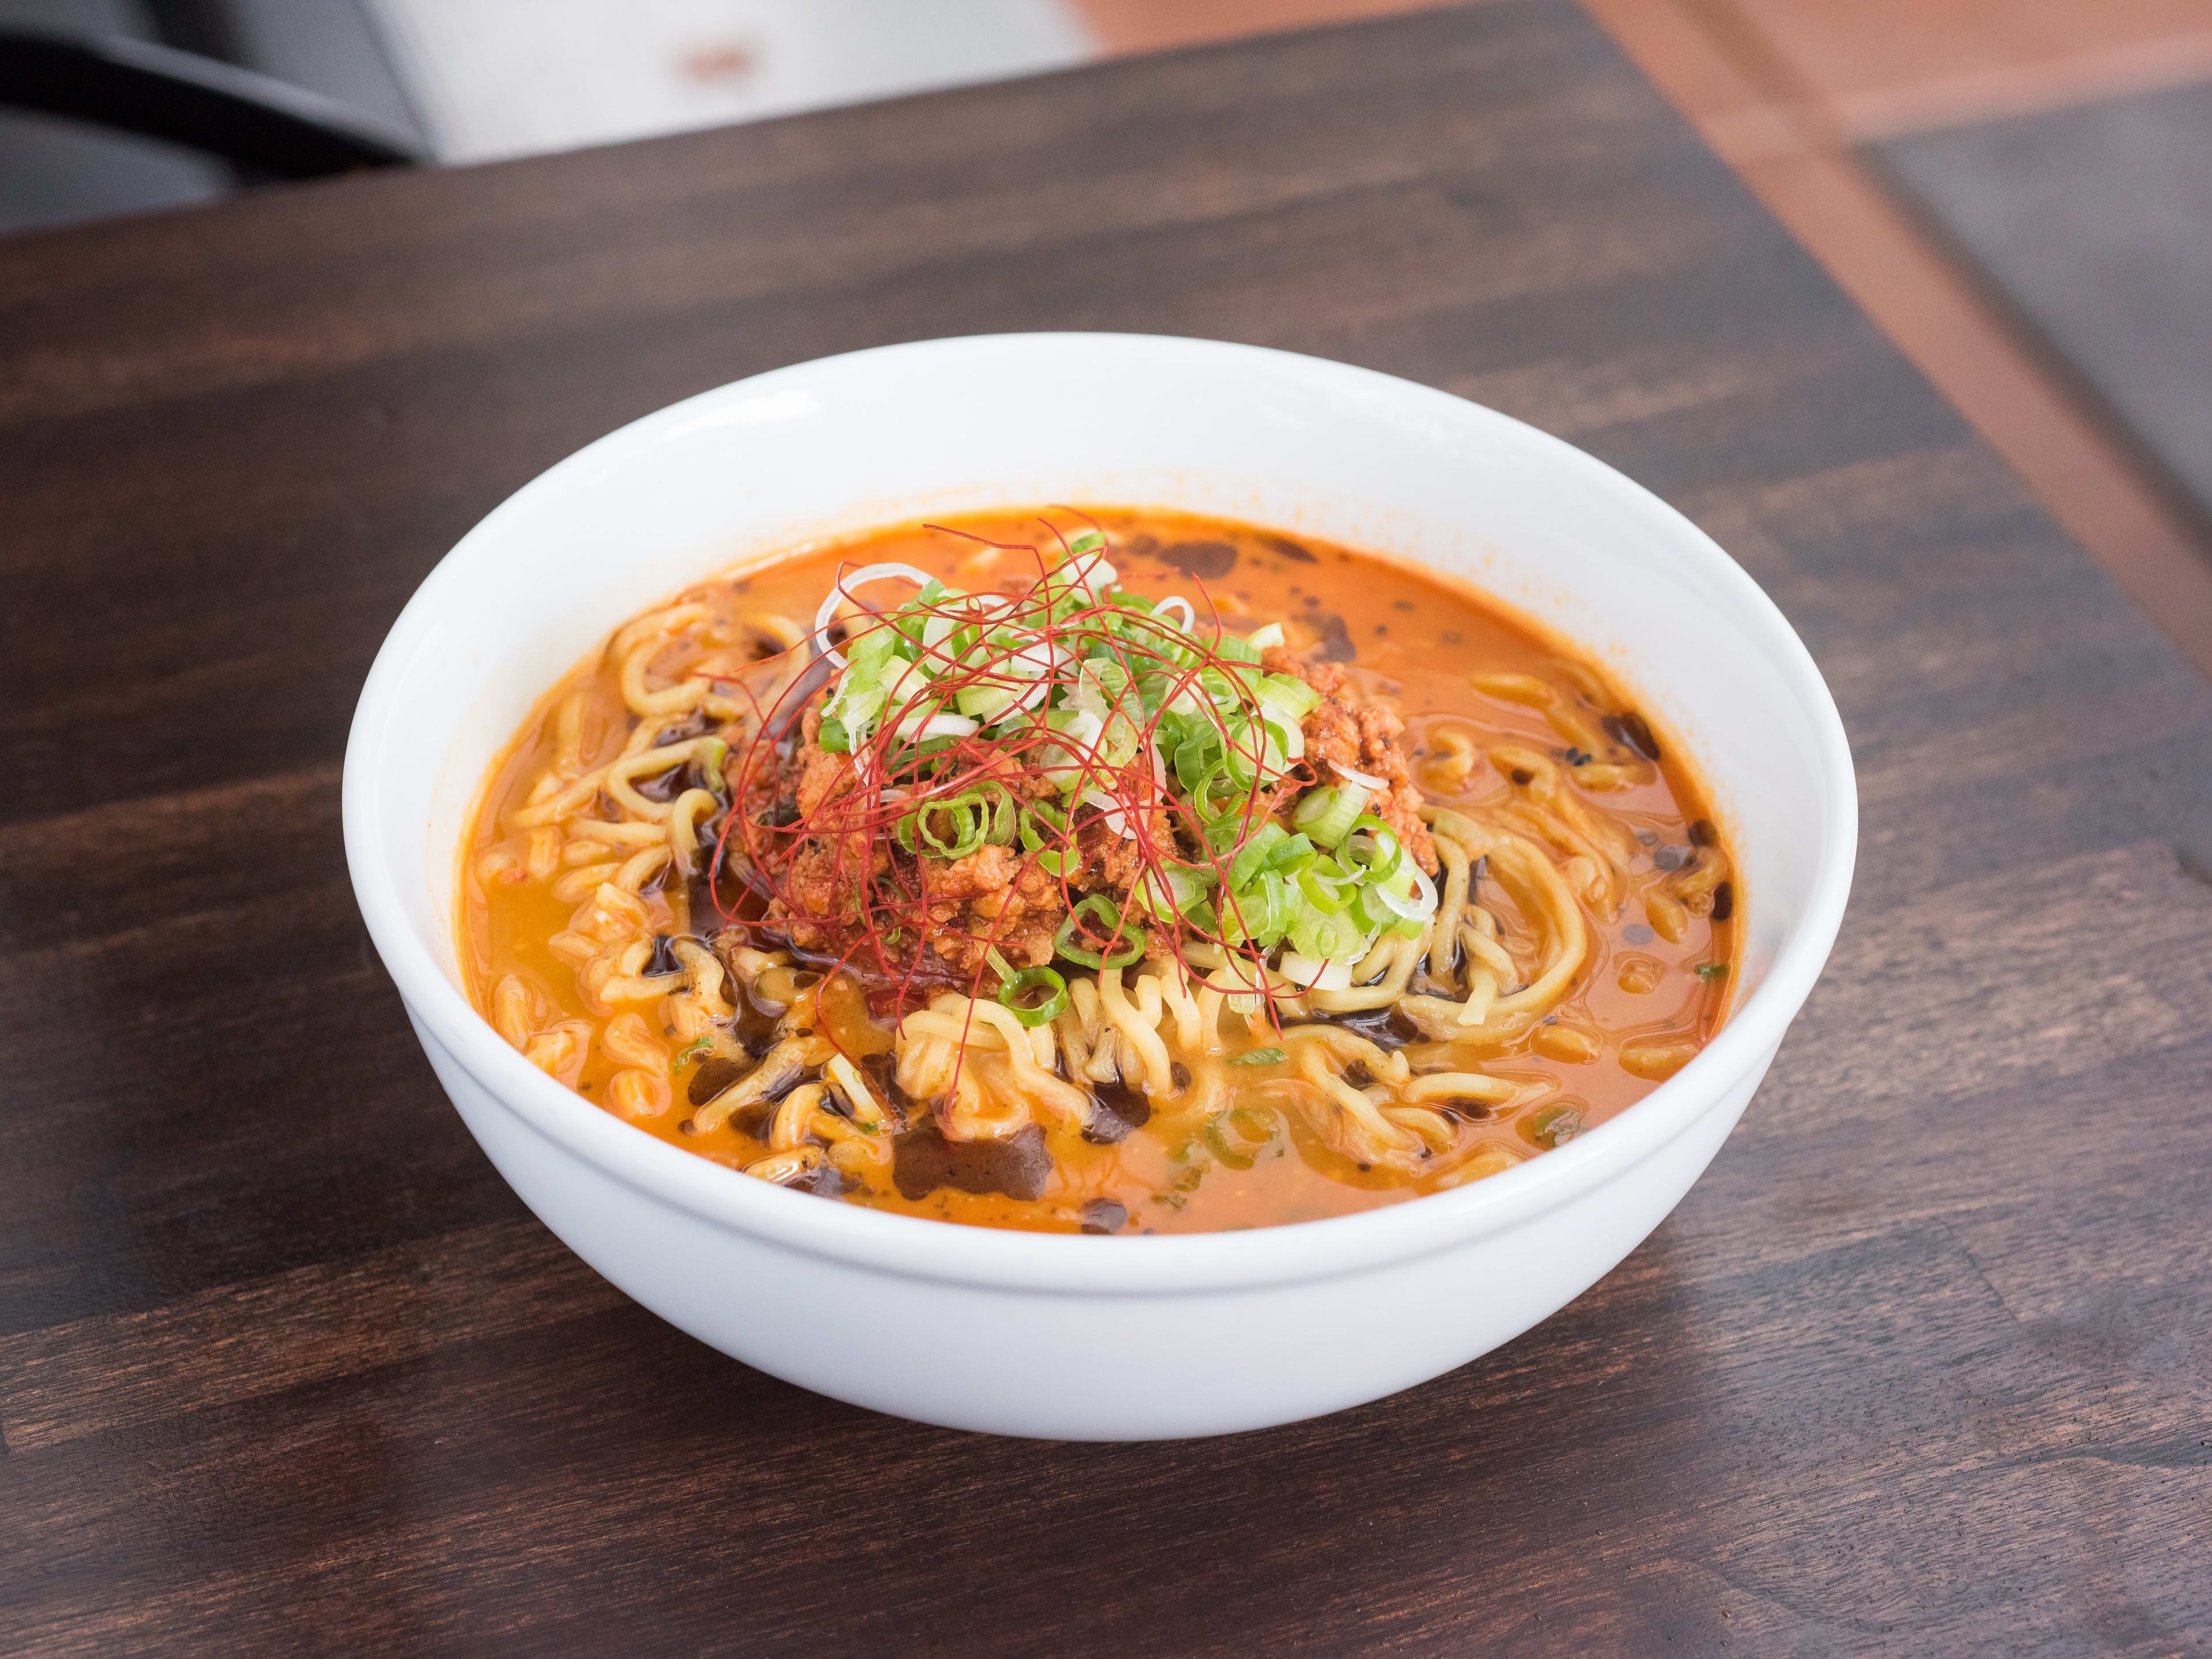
[701,530,1317,1040]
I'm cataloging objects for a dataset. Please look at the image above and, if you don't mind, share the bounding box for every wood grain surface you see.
[3,4,2209,1653]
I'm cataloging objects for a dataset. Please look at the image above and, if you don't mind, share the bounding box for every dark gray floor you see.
[1875,80,2212,529]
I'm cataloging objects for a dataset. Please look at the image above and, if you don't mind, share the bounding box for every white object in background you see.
[344,334,1858,1441]
[368,0,1097,163]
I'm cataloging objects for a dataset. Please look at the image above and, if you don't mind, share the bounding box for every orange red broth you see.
[461,509,1737,1234]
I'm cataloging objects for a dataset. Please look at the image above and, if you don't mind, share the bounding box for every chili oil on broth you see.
[461,508,1737,1235]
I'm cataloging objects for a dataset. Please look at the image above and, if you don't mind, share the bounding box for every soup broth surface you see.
[464,510,1736,1233]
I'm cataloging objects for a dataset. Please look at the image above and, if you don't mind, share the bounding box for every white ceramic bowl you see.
[344,334,1855,1441]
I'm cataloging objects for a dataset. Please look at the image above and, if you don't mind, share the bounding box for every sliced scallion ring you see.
[1054,894,1143,969]
[1277,950,1353,991]
[1342,816,1406,886]
[813,562,934,669]
[1373,862,1438,922]
[1291,784,1366,848]
[998,965,1070,1027]
[1297,865,1352,914]
[896,782,1016,861]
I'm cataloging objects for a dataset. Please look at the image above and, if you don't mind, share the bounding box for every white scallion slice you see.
[1080,786,1130,839]
[812,562,933,669]
[1246,622,1285,649]
[1068,551,1117,597]
[1262,715,1305,764]
[897,710,980,741]
[1005,639,1059,717]
[1154,595,1196,631]
[1328,757,1389,793]
[1367,863,1438,923]
[1277,950,1353,992]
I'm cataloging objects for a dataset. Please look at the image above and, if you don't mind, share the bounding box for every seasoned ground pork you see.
[1265,648,1439,876]
[748,647,1436,982]
[754,700,1169,979]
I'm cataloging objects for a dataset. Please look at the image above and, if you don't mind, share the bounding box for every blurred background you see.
[4,0,2208,671]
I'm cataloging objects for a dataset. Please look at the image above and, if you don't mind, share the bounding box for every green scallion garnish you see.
[1054,893,1143,969]
[998,965,1070,1027]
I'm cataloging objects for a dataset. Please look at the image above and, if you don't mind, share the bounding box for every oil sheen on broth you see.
[463,510,1737,1234]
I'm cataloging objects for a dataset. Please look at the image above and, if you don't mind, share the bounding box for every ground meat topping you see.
[1264,648,1438,875]
[756,638,1438,983]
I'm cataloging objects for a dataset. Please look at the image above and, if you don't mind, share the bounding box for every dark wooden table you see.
[5,4,2209,1652]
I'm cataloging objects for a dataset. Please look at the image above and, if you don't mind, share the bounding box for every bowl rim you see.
[343,331,1857,1296]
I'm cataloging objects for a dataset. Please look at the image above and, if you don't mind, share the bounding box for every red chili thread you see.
[697,533,1318,1048]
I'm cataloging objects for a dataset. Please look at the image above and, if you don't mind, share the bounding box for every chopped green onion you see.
[1018,799,1079,878]
[1288,903,1365,962]
[1291,784,1366,848]
[1018,799,1066,850]
[1341,817,1412,897]
[998,965,1069,1027]
[1219,869,1297,949]
[1257,671,1318,719]
[1695,963,1729,981]
[669,1036,712,1074]
[1228,1047,1286,1067]
[1215,634,1260,665]
[1352,881,1422,940]
[1533,1105,1586,1147]
[1297,859,1352,914]
[1136,861,1215,921]
[1202,1105,1278,1168]
[1073,657,1132,719]
[1228,821,1287,891]
[1054,894,1143,969]
[895,782,1016,861]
